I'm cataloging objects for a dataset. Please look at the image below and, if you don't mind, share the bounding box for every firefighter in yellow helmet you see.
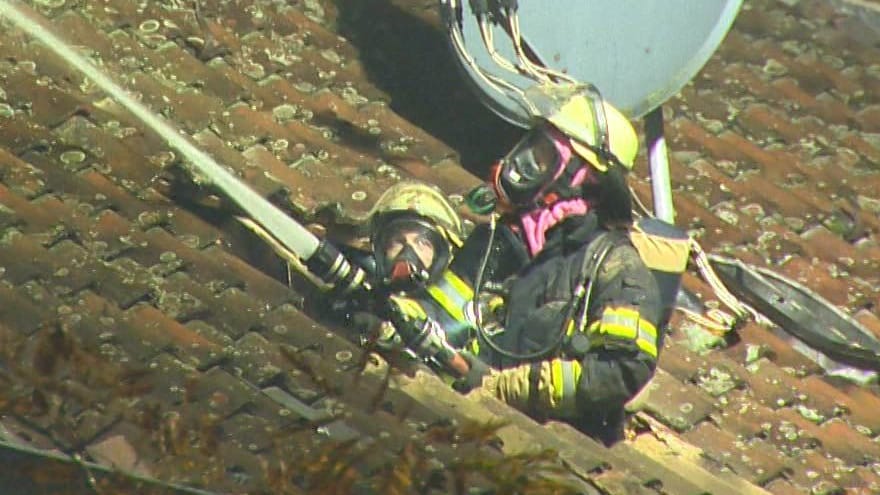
[330,179,527,377]
[457,86,665,445]
[368,181,464,291]
[351,181,503,376]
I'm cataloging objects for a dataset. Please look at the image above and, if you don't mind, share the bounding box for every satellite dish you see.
[442,0,743,125]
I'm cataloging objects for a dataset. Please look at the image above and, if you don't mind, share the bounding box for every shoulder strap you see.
[570,230,626,334]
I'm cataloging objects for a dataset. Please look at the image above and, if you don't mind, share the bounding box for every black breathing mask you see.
[372,215,452,291]
[495,128,560,207]
[386,243,430,287]
[490,125,594,214]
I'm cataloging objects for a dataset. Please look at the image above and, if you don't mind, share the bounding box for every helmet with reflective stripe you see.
[533,83,638,172]
[490,84,639,215]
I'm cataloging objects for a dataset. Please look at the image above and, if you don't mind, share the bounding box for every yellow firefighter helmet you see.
[526,83,639,172]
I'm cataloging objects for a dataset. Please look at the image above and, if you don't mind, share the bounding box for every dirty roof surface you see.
[0,0,879,493]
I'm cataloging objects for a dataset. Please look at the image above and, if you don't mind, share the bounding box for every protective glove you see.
[488,359,585,419]
[453,352,494,393]
[466,291,506,335]
[382,295,427,341]
[380,295,465,373]
[352,311,404,352]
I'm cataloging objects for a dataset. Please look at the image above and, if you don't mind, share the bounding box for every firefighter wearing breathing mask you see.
[330,180,527,379]
[355,181,520,377]
[457,89,665,445]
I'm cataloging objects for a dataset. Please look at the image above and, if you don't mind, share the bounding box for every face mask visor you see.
[496,127,565,209]
[373,217,451,289]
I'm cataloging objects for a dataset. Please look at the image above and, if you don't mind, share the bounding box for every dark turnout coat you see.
[477,212,663,444]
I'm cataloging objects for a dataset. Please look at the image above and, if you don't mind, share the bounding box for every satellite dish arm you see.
[644,107,675,224]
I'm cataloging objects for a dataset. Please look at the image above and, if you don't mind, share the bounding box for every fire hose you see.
[0,1,472,378]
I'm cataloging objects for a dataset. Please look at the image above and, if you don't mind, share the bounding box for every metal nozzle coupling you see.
[305,240,371,295]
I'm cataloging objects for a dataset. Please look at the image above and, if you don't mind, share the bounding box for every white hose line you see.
[0,0,320,259]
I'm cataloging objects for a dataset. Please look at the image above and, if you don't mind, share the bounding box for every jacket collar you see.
[531,211,602,263]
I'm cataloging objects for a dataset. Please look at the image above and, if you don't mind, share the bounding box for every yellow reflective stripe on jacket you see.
[549,359,581,418]
[586,306,658,358]
[389,295,427,321]
[426,270,474,323]
[564,318,576,337]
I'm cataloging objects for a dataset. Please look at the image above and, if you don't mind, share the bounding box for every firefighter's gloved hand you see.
[488,359,585,419]
[453,352,494,393]
[384,296,478,378]
[467,291,506,328]
[352,312,403,352]
[384,295,431,344]
[384,295,445,357]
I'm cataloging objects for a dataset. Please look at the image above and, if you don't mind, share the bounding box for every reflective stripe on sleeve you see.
[426,270,474,323]
[549,359,581,417]
[586,306,658,358]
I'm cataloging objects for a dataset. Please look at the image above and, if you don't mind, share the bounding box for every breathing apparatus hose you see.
[470,213,609,361]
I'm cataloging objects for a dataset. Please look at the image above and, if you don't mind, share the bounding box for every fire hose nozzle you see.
[305,240,371,296]
[404,317,470,377]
